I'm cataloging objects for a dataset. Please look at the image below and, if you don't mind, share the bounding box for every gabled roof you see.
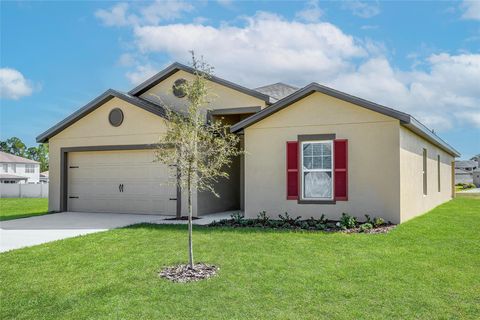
[254,82,298,102]
[36,89,167,143]
[0,151,39,164]
[231,82,460,157]
[128,62,271,103]
[455,160,478,168]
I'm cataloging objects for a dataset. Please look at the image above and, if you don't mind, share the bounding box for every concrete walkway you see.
[0,211,234,253]
[458,188,480,193]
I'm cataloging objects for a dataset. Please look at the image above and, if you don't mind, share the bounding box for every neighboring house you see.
[0,151,40,184]
[473,168,480,187]
[40,171,49,184]
[455,160,478,172]
[470,154,480,163]
[37,62,460,224]
[455,168,474,185]
[454,159,479,185]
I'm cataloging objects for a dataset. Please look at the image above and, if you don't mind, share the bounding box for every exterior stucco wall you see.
[399,126,454,222]
[243,92,402,223]
[48,97,196,215]
[140,70,267,112]
[197,155,241,215]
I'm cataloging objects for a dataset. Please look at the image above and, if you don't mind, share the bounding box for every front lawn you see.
[1,198,479,319]
[0,198,49,221]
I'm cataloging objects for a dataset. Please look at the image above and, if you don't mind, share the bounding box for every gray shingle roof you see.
[455,160,478,168]
[254,83,299,102]
[0,151,39,164]
[0,173,29,180]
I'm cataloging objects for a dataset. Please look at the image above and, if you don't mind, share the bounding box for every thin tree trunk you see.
[187,169,194,269]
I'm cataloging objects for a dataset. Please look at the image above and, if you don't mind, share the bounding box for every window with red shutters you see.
[334,139,348,201]
[286,141,299,199]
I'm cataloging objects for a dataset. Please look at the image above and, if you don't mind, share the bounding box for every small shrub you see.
[256,211,270,226]
[373,217,385,227]
[339,213,357,229]
[359,223,373,232]
[364,214,373,224]
[230,212,244,225]
[278,212,302,227]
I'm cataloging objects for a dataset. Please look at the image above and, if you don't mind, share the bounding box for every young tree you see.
[155,53,241,269]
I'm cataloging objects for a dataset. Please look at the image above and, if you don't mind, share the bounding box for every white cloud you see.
[457,111,480,128]
[95,3,136,27]
[342,1,380,18]
[97,5,480,131]
[117,53,136,66]
[295,0,323,22]
[0,68,34,100]
[140,0,193,25]
[217,0,234,8]
[95,0,193,27]
[330,53,480,130]
[133,12,366,86]
[126,64,159,85]
[461,0,480,20]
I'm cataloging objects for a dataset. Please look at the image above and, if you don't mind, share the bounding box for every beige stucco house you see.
[37,62,459,224]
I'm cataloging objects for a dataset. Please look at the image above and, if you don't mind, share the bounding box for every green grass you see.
[1,198,479,319]
[0,198,49,221]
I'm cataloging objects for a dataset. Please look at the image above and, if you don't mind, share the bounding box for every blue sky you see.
[1,0,479,159]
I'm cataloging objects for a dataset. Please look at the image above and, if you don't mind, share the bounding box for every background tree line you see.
[0,137,49,172]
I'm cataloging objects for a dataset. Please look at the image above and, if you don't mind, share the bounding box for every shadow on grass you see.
[123,222,360,236]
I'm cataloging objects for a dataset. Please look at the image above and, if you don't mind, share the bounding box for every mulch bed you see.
[159,263,219,283]
[208,219,396,234]
[342,225,396,234]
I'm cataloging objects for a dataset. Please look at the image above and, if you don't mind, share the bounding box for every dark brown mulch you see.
[342,225,397,234]
[164,216,200,221]
[159,263,219,283]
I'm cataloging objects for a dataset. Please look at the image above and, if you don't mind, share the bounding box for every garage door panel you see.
[67,150,176,215]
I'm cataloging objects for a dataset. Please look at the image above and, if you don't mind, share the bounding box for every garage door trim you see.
[60,144,180,215]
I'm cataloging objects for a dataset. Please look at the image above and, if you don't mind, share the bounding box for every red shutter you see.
[334,139,348,201]
[286,141,299,200]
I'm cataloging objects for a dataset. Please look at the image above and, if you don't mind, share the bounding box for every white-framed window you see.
[301,140,334,200]
[2,163,7,172]
[25,164,35,173]
[11,164,16,173]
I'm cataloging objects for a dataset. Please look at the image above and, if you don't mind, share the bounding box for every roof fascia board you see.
[36,90,166,143]
[403,117,460,157]
[128,62,271,103]
[231,83,459,157]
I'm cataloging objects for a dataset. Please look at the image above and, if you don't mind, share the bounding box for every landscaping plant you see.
[155,52,242,275]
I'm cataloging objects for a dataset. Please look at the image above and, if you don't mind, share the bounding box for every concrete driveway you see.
[0,212,169,253]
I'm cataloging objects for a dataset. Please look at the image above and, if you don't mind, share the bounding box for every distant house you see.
[471,154,480,163]
[0,151,40,184]
[454,157,480,186]
[40,171,49,184]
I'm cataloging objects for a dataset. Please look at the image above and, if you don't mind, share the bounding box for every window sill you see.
[298,199,336,205]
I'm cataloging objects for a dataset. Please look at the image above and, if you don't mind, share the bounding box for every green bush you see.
[359,223,373,232]
[230,212,244,225]
[256,211,270,226]
[339,213,357,229]
[278,212,302,227]
[373,217,385,227]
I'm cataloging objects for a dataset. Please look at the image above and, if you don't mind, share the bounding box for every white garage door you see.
[67,149,176,215]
